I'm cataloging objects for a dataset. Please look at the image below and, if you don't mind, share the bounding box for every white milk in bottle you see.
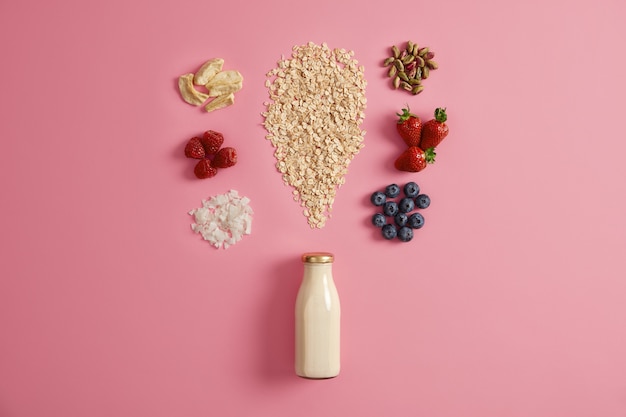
[295,252,340,379]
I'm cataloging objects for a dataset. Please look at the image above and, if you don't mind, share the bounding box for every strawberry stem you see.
[434,107,447,123]
[424,147,436,164]
[396,105,416,123]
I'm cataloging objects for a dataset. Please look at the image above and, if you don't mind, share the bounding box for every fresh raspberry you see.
[212,146,237,168]
[193,159,218,179]
[184,137,205,159]
[200,130,224,155]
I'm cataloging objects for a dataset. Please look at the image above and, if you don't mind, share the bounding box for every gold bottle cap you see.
[302,252,334,263]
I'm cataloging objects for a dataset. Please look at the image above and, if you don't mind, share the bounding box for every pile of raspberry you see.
[184,130,237,179]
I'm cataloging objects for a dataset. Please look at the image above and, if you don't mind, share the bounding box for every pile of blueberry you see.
[370,182,431,242]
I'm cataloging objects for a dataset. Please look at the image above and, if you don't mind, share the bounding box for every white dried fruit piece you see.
[262,42,367,229]
[194,58,224,86]
[204,93,235,112]
[208,80,243,97]
[189,190,253,249]
[178,73,209,106]
[205,70,243,89]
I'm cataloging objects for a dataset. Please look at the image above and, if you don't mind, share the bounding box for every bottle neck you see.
[302,263,333,281]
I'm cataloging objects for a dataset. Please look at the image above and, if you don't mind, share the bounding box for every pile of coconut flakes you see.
[189,190,253,249]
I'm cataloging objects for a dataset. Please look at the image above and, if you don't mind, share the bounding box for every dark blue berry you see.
[415,194,431,209]
[370,191,386,206]
[383,201,399,217]
[395,212,408,227]
[403,182,420,198]
[397,226,414,242]
[408,212,425,229]
[398,197,415,213]
[381,224,397,240]
[385,183,400,198]
[372,213,386,227]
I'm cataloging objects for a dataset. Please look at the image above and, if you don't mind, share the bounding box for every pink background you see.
[1,0,625,416]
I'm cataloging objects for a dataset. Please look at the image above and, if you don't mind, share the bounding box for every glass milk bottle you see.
[295,252,341,379]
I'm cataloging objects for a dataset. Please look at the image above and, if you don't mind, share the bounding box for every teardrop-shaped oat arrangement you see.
[262,42,367,228]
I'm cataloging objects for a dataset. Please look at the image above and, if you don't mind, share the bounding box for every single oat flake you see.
[262,42,367,229]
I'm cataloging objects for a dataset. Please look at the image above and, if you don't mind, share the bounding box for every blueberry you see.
[385,183,400,198]
[408,212,425,229]
[403,182,420,198]
[398,197,415,213]
[415,194,431,209]
[383,201,399,217]
[395,212,408,227]
[397,226,414,242]
[370,191,386,206]
[381,224,397,240]
[372,213,386,227]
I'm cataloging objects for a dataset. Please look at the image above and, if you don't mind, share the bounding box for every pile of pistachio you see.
[383,41,438,95]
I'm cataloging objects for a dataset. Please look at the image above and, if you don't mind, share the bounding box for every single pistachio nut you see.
[394,59,405,72]
[411,85,425,95]
[393,76,401,89]
[388,65,397,77]
[384,57,395,66]
[422,66,430,79]
[424,51,435,60]
[400,81,412,91]
[407,68,418,79]
[405,60,417,71]
[402,54,415,65]
[406,40,414,52]
[414,67,422,79]
[408,77,422,86]
[398,71,409,82]
[426,60,438,70]
[392,45,400,58]
[415,55,425,67]
[418,47,429,57]
[399,49,407,59]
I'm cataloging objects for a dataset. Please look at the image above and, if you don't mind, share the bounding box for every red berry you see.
[193,159,218,179]
[200,130,224,155]
[394,146,436,172]
[212,146,237,168]
[396,106,423,147]
[184,137,205,159]
[420,108,449,150]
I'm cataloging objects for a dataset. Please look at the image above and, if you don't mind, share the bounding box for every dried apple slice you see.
[204,93,235,113]
[178,73,209,106]
[208,80,243,97]
[194,58,224,86]
[205,70,242,88]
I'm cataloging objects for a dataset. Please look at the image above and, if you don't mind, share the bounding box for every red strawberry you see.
[193,159,218,179]
[396,106,423,147]
[212,146,237,168]
[394,146,436,172]
[184,137,205,159]
[420,107,449,149]
[200,130,224,155]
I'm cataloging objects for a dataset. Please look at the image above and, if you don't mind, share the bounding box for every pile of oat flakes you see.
[262,42,367,229]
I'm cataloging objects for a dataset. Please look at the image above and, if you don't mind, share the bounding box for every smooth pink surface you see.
[1,0,626,416]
